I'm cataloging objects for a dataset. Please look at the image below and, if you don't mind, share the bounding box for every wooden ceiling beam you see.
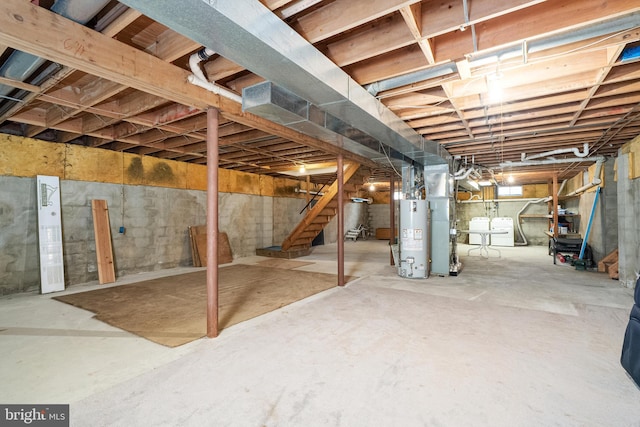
[382,88,448,108]
[0,5,141,124]
[45,80,133,140]
[292,0,420,43]
[0,1,226,108]
[342,0,638,87]
[400,3,435,66]
[133,104,201,126]
[324,13,413,68]
[259,0,295,11]
[420,0,545,40]
[40,28,207,141]
[0,0,378,168]
[0,76,41,93]
[202,57,246,82]
[345,44,428,85]
[582,93,640,111]
[431,0,640,63]
[149,29,200,63]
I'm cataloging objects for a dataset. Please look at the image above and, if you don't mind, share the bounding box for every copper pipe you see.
[206,107,219,338]
[337,152,345,286]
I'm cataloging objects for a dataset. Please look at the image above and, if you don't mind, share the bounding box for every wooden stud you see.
[91,200,116,284]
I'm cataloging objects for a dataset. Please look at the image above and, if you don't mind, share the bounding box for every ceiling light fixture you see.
[507,175,515,184]
[486,71,503,103]
[369,184,376,192]
[299,164,306,174]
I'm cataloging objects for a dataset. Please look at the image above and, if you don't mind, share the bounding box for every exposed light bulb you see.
[369,184,375,191]
[507,175,515,184]
[299,165,306,174]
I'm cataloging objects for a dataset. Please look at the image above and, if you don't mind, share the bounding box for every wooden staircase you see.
[281,163,365,252]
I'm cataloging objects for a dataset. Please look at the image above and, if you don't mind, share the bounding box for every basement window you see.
[497,185,523,197]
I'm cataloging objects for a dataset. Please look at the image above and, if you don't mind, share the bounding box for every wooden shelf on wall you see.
[544,231,582,239]
[521,213,580,218]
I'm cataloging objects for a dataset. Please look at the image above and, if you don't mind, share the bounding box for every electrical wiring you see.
[379,142,402,178]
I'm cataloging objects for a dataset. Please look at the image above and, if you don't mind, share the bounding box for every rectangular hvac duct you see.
[119,0,448,167]
[243,81,413,168]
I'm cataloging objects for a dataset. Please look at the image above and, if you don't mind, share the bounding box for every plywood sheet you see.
[0,135,64,177]
[54,264,355,347]
[67,145,122,183]
[91,200,116,284]
[256,259,314,269]
[190,227,233,266]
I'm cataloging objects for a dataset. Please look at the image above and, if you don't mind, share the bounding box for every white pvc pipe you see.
[454,167,467,177]
[522,143,589,161]
[515,179,567,246]
[454,167,478,180]
[187,48,242,103]
[187,75,242,103]
[565,158,604,197]
[188,53,208,83]
[500,155,604,168]
[294,188,325,196]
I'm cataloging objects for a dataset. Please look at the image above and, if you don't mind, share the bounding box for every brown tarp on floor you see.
[54,264,352,347]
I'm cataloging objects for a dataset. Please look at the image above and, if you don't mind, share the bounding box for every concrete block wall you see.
[576,184,617,263]
[219,192,273,257]
[602,162,619,256]
[0,177,39,295]
[273,197,306,246]
[324,202,365,243]
[0,176,298,295]
[570,160,618,265]
[271,197,364,246]
[60,181,208,285]
[0,136,377,295]
[368,204,391,232]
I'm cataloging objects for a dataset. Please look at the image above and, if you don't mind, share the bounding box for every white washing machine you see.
[469,217,490,245]
[491,217,514,247]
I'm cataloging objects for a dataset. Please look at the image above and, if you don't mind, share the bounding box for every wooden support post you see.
[552,174,559,238]
[206,107,219,338]
[389,174,395,266]
[337,151,345,286]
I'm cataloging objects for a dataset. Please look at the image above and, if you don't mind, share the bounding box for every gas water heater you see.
[395,163,454,279]
[398,199,428,278]
[395,165,429,279]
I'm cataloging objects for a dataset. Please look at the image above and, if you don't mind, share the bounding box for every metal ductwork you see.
[363,11,640,101]
[243,81,414,170]
[366,62,458,97]
[466,11,640,66]
[0,0,111,105]
[118,0,448,167]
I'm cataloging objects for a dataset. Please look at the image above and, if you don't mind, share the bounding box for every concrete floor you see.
[1,240,639,426]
